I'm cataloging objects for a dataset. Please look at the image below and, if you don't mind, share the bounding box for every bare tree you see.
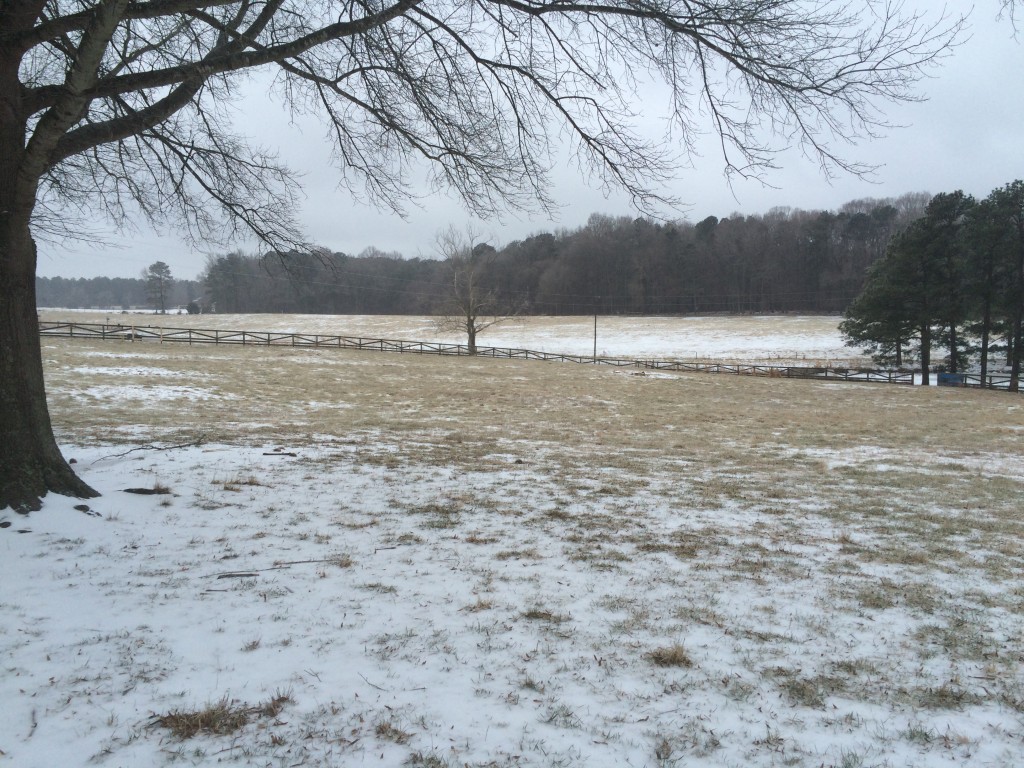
[1,0,965,511]
[434,227,517,354]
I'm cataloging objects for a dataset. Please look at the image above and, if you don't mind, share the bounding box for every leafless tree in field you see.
[434,226,520,354]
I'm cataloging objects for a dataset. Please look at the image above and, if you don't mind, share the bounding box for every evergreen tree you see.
[840,254,915,367]
[842,191,974,383]
[963,197,1012,382]
[143,261,174,314]
[986,181,1024,390]
[919,191,975,373]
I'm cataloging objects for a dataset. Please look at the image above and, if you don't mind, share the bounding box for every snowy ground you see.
[38,311,867,366]
[3,323,1023,767]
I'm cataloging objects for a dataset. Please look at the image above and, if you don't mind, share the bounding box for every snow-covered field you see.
[38,311,867,366]
[3,322,1023,768]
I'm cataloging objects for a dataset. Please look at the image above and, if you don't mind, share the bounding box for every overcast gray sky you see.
[36,5,1024,280]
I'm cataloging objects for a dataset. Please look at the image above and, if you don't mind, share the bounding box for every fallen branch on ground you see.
[94,436,206,463]
[211,558,348,578]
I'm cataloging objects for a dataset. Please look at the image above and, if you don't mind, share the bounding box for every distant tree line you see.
[36,193,932,315]
[199,193,930,316]
[842,181,1024,388]
[37,273,202,311]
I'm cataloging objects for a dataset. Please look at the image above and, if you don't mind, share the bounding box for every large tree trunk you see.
[0,65,98,512]
[0,224,98,512]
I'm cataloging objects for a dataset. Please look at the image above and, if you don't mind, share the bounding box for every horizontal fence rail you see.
[38,320,959,388]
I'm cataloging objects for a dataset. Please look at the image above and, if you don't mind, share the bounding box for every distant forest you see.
[36,275,203,312]
[38,192,931,315]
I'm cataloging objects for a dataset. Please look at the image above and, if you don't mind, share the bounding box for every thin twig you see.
[358,673,389,692]
[272,558,346,568]
[210,558,344,578]
[93,436,206,463]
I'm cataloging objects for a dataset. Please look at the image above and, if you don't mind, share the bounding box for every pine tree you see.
[144,261,174,314]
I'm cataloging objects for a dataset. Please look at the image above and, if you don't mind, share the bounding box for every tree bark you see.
[919,324,931,385]
[0,226,99,512]
[1,53,98,512]
[1010,221,1024,393]
[948,324,958,373]
[980,301,991,387]
[979,252,994,386]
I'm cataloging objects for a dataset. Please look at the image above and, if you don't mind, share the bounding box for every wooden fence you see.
[955,373,1020,391]
[39,320,922,386]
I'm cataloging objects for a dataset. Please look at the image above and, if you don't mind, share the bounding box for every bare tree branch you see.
[9,0,969,251]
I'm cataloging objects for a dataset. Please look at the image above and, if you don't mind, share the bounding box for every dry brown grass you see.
[45,333,1022,579]
[521,607,570,623]
[647,643,693,668]
[43,335,1021,463]
[153,692,291,739]
[375,719,414,744]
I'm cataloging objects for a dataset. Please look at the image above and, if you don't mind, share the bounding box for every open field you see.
[3,330,1024,767]
[37,311,868,367]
